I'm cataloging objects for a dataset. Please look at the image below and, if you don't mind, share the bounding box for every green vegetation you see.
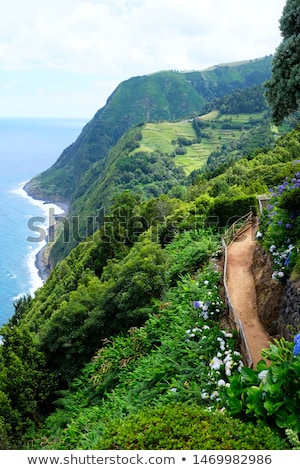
[223,337,300,437]
[135,109,276,175]
[95,404,285,450]
[2,36,300,449]
[257,166,300,282]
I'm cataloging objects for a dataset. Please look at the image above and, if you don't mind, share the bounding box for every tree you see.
[0,325,56,438]
[265,0,300,124]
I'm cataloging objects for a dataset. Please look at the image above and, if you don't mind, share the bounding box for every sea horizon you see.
[0,117,86,326]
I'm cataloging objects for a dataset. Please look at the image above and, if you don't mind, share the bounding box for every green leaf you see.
[255,359,268,372]
[263,399,284,415]
[241,367,258,384]
[227,397,243,415]
[275,409,291,429]
[246,386,265,417]
[225,375,243,398]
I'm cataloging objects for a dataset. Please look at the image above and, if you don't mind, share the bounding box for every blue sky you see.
[0,0,287,119]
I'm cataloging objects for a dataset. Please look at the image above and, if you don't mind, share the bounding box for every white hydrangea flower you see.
[225,361,233,376]
[258,369,269,383]
[210,391,219,400]
[223,354,232,363]
[210,357,223,370]
[217,379,226,387]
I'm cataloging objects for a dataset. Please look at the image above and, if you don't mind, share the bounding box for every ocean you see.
[0,118,87,327]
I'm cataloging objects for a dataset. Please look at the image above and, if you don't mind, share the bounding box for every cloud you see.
[0,0,285,73]
[0,0,287,117]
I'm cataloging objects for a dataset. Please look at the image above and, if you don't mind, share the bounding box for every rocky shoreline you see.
[23,181,69,284]
[35,244,51,282]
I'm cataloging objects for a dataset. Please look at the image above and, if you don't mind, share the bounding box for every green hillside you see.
[48,107,278,264]
[25,56,273,205]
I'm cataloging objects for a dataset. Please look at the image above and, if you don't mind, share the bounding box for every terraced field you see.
[133,111,266,174]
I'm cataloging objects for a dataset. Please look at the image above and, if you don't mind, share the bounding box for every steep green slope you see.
[49,125,187,263]
[24,72,205,203]
[25,56,273,204]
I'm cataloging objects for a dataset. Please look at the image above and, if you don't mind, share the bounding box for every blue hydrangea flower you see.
[293,334,300,356]
[293,342,300,356]
[294,334,300,344]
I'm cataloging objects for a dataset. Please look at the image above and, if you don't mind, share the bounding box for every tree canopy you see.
[265,0,300,124]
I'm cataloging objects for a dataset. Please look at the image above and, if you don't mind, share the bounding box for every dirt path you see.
[226,223,271,368]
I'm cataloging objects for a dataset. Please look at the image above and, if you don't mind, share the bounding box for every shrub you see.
[0,417,12,450]
[165,229,218,283]
[94,403,287,450]
[174,145,187,155]
[222,337,300,439]
[209,195,257,228]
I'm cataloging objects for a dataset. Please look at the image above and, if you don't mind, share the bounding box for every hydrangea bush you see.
[220,336,300,438]
[257,168,300,280]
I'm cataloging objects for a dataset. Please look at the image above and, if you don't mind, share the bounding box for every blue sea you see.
[0,118,87,327]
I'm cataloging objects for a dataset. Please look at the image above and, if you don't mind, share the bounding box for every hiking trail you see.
[226,222,271,368]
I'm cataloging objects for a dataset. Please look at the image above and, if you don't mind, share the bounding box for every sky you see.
[0,0,287,120]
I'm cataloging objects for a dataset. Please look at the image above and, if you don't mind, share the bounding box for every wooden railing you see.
[222,211,254,247]
[222,212,254,368]
[257,195,271,214]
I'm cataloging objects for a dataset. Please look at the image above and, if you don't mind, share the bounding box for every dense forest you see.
[1,1,300,450]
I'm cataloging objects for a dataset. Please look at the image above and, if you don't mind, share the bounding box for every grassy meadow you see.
[133,111,266,174]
